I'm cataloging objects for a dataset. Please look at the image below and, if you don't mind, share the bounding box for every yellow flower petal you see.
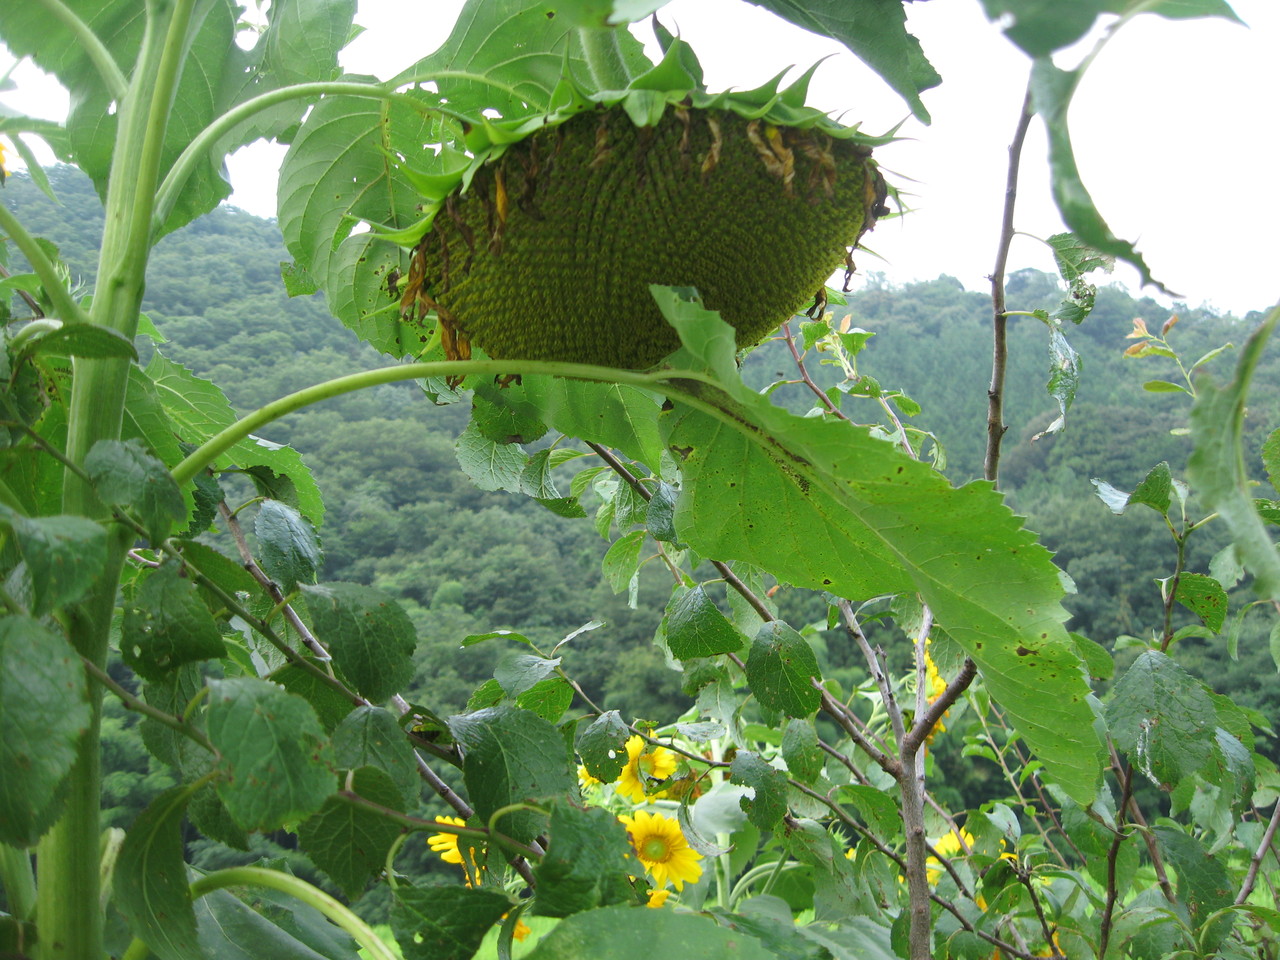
[647,888,671,908]
[615,735,678,803]
[619,810,703,892]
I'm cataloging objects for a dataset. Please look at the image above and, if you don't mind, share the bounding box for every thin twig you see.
[781,322,848,420]
[839,600,905,744]
[903,657,977,755]
[1236,801,1280,905]
[219,502,330,660]
[1098,760,1137,958]
[985,80,1035,485]
[82,657,216,754]
[817,686,900,778]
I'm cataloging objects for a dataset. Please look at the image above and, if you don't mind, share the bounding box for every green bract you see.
[390,39,893,368]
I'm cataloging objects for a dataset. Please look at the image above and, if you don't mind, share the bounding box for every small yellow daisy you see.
[619,810,703,892]
[615,735,678,803]
[427,816,484,885]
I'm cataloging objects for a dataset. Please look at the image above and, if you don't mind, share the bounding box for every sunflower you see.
[619,810,703,892]
[646,888,671,908]
[578,764,603,788]
[0,137,9,184]
[427,815,484,885]
[615,735,678,803]
[926,827,973,884]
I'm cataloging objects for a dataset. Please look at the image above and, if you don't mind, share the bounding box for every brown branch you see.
[985,81,1035,485]
[903,657,977,755]
[1236,799,1280,905]
[82,657,215,754]
[817,686,901,778]
[781,321,848,420]
[1098,760,1137,958]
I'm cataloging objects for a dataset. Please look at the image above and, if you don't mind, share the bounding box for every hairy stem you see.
[0,203,91,326]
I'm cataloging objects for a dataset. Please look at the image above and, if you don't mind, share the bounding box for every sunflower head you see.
[618,810,703,892]
[615,735,678,803]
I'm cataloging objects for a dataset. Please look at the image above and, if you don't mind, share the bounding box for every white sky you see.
[2,0,1277,316]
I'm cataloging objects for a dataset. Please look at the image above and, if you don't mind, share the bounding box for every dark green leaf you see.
[391,884,512,960]
[1106,651,1216,790]
[533,801,635,917]
[141,665,207,773]
[646,481,682,544]
[1131,462,1173,516]
[1033,322,1080,438]
[298,765,405,899]
[472,381,548,445]
[1174,573,1228,633]
[730,751,789,830]
[206,677,335,831]
[447,705,576,844]
[746,622,820,718]
[332,706,420,805]
[255,499,322,593]
[1188,310,1280,600]
[85,438,185,544]
[122,563,228,681]
[666,585,745,659]
[782,719,824,784]
[1030,60,1169,292]
[576,710,631,782]
[747,0,939,122]
[302,582,417,703]
[114,787,205,960]
[523,903,776,959]
[495,651,562,698]
[837,785,900,844]
[1153,826,1233,925]
[708,907,829,960]
[173,539,258,605]
[0,615,90,846]
[0,509,108,615]
[188,780,249,852]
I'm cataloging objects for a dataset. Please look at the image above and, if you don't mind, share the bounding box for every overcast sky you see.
[2,1,1277,316]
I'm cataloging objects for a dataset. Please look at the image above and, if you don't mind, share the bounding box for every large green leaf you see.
[1188,308,1280,600]
[206,677,335,831]
[981,0,1241,57]
[301,582,417,703]
[744,0,939,122]
[523,904,776,959]
[84,438,186,544]
[447,705,577,844]
[0,615,91,847]
[647,289,1100,801]
[665,585,746,659]
[193,878,360,960]
[114,788,206,960]
[297,765,405,899]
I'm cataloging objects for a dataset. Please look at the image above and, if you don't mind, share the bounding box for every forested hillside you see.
[6,163,1278,823]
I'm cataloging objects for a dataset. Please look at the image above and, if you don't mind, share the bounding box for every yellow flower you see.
[647,888,671,908]
[578,765,602,788]
[926,828,974,884]
[619,810,703,892]
[923,646,950,739]
[427,816,484,885]
[0,137,8,183]
[500,913,532,941]
[615,735,678,802]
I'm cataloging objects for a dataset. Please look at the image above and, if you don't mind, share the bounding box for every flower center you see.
[641,836,672,862]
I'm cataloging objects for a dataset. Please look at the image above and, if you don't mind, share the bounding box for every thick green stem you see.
[578,27,633,90]
[170,358,686,486]
[38,1,200,957]
[189,867,397,960]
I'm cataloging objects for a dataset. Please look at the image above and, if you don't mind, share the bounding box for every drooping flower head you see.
[619,810,703,892]
[615,735,678,803]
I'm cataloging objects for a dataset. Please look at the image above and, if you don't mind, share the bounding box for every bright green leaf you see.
[206,677,335,832]
[746,622,820,718]
[665,585,745,659]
